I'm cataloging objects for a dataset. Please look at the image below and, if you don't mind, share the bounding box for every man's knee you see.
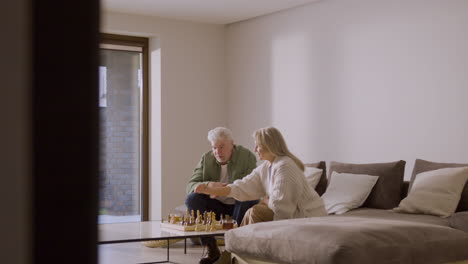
[185,192,207,209]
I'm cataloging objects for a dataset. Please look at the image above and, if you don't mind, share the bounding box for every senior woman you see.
[195,126,326,226]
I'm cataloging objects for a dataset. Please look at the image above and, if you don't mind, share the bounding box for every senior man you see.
[186,127,258,264]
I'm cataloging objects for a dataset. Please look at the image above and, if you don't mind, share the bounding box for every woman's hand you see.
[260,196,269,205]
[208,182,227,198]
[209,182,228,188]
[194,183,209,194]
[194,182,231,197]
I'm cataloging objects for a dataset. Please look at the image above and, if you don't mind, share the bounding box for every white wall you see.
[102,12,226,219]
[103,0,468,218]
[1,0,31,262]
[226,0,468,179]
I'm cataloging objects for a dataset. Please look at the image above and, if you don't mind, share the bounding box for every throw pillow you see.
[304,167,323,190]
[322,172,379,214]
[394,167,468,217]
[411,159,468,212]
[329,160,406,209]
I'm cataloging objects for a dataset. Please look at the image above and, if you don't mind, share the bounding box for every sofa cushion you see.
[322,172,379,214]
[394,167,468,217]
[329,160,406,209]
[305,161,327,196]
[449,212,468,232]
[411,159,468,212]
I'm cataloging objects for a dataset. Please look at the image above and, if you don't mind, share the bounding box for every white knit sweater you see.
[228,156,327,220]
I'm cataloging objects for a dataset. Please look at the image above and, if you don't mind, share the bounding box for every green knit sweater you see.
[186,145,257,194]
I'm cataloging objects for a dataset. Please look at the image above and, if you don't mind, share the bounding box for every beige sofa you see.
[226,159,468,264]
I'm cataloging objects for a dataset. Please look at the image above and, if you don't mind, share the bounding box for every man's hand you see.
[194,183,208,194]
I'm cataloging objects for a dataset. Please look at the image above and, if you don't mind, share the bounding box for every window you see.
[98,34,149,223]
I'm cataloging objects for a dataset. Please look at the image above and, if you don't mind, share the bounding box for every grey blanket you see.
[225,209,468,264]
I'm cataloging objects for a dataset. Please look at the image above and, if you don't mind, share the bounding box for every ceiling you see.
[102,0,321,25]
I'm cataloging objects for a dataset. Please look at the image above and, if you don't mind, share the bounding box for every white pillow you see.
[393,167,468,217]
[304,167,323,190]
[322,172,379,214]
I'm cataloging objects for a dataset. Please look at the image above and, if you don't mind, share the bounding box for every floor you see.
[99,239,224,264]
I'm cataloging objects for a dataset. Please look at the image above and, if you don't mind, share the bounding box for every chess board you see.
[160,221,236,232]
[162,210,238,232]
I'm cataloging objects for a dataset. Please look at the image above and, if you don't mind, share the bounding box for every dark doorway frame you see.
[33,0,99,263]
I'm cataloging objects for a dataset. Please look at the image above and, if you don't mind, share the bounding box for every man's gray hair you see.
[207,127,234,143]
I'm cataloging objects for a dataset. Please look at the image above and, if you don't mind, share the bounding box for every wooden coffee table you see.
[98,221,226,263]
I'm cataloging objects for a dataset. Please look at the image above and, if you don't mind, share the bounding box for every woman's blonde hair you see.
[253,127,304,171]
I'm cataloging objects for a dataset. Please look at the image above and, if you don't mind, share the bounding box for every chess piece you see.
[196,210,202,225]
[207,212,212,225]
[205,213,212,231]
[195,222,203,232]
[195,211,202,224]
[223,215,234,229]
[188,210,195,225]
[184,210,192,226]
[211,212,216,223]
[170,214,177,224]
[165,214,171,223]
[210,219,216,232]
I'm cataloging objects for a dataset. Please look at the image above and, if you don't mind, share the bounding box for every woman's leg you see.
[240,204,274,226]
[232,199,258,224]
